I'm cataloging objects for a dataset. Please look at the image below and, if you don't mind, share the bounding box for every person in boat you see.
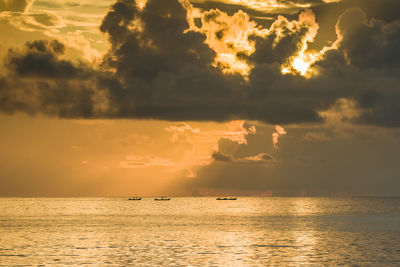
[154,196,170,201]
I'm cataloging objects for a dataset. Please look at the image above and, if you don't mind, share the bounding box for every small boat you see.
[154,197,171,201]
[128,197,142,200]
[216,197,237,200]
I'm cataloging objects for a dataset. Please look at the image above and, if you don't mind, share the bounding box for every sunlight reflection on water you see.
[1,197,400,265]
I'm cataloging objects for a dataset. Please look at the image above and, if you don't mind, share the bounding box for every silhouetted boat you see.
[154,197,170,201]
[128,197,142,200]
[216,197,237,200]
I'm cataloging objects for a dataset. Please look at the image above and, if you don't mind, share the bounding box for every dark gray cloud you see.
[325,0,400,23]
[1,0,400,127]
[309,8,400,127]
[212,151,233,162]
[248,19,311,65]
[97,0,252,121]
[211,136,274,164]
[5,40,83,78]
[335,8,400,69]
[96,0,330,123]
[0,39,106,118]
[100,0,215,78]
[307,0,400,50]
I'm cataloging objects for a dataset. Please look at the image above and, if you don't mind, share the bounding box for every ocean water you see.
[1,197,400,266]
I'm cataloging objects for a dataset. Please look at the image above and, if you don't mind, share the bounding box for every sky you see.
[1,0,400,196]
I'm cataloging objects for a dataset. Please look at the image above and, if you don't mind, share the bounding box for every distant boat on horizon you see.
[128,197,142,200]
[216,197,237,200]
[154,197,171,201]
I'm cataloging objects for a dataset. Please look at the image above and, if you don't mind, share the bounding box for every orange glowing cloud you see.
[193,0,313,13]
[182,3,322,78]
[162,120,257,177]
[199,9,264,75]
[272,125,287,149]
[120,155,174,168]
[278,10,320,77]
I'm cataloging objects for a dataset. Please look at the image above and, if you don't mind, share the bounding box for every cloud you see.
[120,154,174,168]
[303,131,331,142]
[249,9,319,66]
[242,152,274,163]
[191,0,329,15]
[0,0,34,12]
[165,122,200,143]
[212,151,273,163]
[198,8,263,75]
[212,120,256,144]
[334,8,400,69]
[0,11,64,32]
[1,0,400,128]
[178,124,278,193]
[272,125,287,148]
[66,31,101,62]
[0,6,102,70]
[6,39,80,78]
[0,0,109,70]
[210,128,275,165]
[212,151,233,162]
[89,1,332,124]
[173,122,400,196]
[100,0,215,75]
[0,39,110,117]
[164,120,256,145]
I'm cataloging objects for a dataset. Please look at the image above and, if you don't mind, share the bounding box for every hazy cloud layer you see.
[1,0,400,127]
[0,0,34,12]
[175,123,400,196]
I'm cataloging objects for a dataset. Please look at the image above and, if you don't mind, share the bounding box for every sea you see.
[1,197,400,266]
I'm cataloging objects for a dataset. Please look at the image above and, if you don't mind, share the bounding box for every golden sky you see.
[1,0,400,196]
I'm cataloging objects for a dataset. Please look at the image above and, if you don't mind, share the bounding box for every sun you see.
[292,57,310,75]
[281,51,320,77]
